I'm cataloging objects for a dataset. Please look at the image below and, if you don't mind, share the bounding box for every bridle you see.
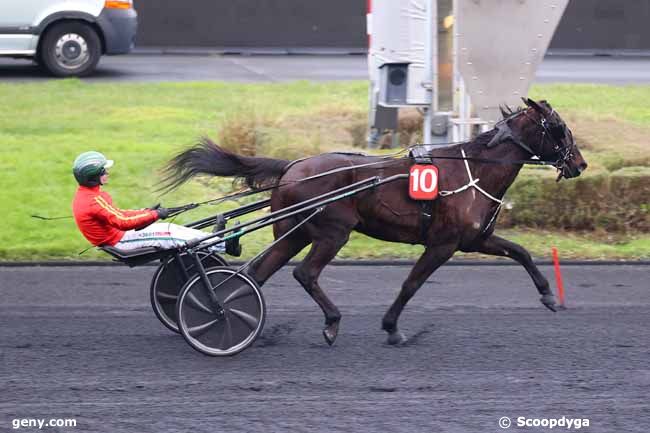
[499,107,576,178]
[538,113,575,178]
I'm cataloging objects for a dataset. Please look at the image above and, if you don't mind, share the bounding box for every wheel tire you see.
[177,267,266,357]
[150,252,228,333]
[39,22,101,77]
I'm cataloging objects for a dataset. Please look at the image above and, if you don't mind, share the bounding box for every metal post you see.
[452,0,472,143]
[461,80,472,141]
[432,0,439,115]
[423,0,434,145]
[451,0,459,143]
[459,77,466,141]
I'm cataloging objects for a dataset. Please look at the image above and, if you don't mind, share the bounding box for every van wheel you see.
[39,22,101,77]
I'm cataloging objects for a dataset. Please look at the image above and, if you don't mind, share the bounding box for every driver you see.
[71,151,224,252]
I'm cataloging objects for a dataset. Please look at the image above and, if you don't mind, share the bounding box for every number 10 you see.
[410,167,438,192]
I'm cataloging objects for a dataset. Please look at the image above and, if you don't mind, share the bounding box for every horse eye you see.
[550,125,565,139]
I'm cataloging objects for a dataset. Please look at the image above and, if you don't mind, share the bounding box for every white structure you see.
[367,0,570,144]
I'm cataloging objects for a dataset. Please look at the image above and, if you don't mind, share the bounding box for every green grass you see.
[528,84,650,126]
[0,81,648,261]
[339,229,650,261]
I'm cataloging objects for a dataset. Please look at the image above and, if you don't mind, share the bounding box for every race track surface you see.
[1,264,648,432]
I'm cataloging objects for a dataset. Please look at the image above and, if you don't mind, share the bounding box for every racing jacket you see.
[72,185,159,246]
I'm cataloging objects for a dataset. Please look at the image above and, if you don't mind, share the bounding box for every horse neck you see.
[462,137,531,199]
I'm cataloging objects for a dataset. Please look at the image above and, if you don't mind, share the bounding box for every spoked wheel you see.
[177,267,266,357]
[150,252,228,333]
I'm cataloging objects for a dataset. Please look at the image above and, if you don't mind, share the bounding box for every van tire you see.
[39,22,101,77]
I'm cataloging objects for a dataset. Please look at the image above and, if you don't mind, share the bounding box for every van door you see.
[0,0,63,52]
[0,0,61,27]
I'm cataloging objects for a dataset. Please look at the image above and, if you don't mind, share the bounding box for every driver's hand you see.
[156,208,170,219]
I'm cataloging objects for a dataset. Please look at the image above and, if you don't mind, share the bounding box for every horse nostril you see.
[579,162,588,172]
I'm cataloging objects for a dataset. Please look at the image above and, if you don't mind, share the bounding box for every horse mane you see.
[472,129,499,148]
[470,104,526,148]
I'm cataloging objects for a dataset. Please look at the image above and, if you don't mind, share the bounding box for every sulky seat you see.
[100,245,174,267]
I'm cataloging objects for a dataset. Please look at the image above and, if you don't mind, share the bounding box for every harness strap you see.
[439,149,504,205]
[482,202,503,235]
[437,148,504,236]
[419,201,434,241]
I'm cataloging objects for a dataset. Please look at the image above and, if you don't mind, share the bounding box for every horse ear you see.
[499,104,510,119]
[487,127,507,148]
[522,97,544,113]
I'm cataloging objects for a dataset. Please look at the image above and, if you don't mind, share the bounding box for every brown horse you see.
[164,98,587,346]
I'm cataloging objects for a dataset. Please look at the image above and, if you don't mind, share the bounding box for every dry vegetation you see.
[218,105,368,158]
[218,106,649,233]
[219,104,650,169]
[566,115,650,171]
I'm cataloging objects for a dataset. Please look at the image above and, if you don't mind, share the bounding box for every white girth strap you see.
[439,149,504,205]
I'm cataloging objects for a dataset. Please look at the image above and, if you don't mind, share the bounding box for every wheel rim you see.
[177,268,264,356]
[151,252,227,333]
[54,33,89,70]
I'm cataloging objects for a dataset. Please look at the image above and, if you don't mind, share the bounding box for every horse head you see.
[507,98,588,180]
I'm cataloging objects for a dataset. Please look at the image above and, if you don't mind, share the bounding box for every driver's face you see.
[100,170,109,185]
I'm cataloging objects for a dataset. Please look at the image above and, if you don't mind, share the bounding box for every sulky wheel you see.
[150,252,228,333]
[176,267,266,356]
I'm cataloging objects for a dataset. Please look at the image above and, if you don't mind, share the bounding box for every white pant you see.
[115,223,225,252]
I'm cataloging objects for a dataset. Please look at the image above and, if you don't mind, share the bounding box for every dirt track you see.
[1,264,649,432]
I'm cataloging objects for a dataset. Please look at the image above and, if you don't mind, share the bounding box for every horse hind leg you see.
[292,231,350,346]
[382,243,457,345]
[247,227,310,286]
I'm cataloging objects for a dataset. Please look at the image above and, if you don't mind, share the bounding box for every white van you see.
[0,0,137,77]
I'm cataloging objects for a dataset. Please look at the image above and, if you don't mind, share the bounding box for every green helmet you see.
[73,151,114,186]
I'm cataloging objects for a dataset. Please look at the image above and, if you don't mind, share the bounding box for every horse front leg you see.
[382,243,457,345]
[467,234,557,311]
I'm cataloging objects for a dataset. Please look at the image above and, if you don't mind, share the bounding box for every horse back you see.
[272,153,427,243]
[275,153,383,199]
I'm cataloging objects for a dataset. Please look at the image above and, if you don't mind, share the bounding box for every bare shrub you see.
[279,105,367,152]
[398,108,423,136]
[219,113,271,157]
[347,120,368,147]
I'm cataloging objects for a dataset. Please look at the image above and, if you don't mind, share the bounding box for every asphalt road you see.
[1,54,649,83]
[1,264,648,433]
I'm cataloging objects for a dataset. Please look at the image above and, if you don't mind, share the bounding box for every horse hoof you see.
[540,294,557,312]
[386,331,407,346]
[323,322,339,346]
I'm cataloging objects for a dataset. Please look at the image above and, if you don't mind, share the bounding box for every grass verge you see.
[0,81,648,261]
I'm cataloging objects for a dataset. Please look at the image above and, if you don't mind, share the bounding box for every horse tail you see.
[162,137,290,191]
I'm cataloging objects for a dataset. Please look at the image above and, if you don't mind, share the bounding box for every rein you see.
[412,151,555,166]
[55,140,552,219]
[34,114,567,221]
[183,138,557,211]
